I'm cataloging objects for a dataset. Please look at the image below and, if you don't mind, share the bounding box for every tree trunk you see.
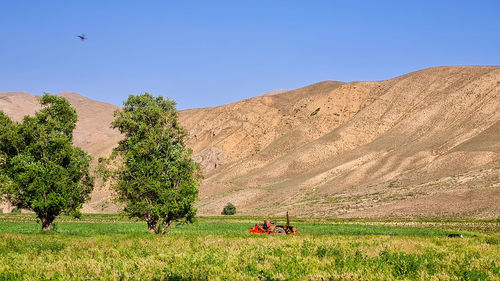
[40,216,54,232]
[161,220,173,235]
[147,217,158,234]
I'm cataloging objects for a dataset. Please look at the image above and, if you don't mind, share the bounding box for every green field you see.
[0,215,499,280]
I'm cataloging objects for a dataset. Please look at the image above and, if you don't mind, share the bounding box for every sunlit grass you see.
[0,220,480,237]
[0,215,498,280]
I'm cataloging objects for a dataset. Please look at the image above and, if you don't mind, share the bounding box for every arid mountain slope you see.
[179,66,500,218]
[1,66,499,218]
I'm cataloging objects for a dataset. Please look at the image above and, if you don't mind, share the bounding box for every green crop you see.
[0,217,498,280]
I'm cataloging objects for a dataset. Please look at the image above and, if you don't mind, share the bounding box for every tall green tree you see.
[0,94,94,231]
[99,93,201,234]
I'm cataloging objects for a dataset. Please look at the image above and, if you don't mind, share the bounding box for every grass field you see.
[0,214,499,280]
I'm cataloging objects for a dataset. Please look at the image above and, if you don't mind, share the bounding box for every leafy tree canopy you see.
[0,94,94,231]
[99,93,201,234]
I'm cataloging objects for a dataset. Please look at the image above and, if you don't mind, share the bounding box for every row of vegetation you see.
[0,93,200,233]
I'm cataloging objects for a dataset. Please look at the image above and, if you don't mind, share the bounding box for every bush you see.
[221,203,236,215]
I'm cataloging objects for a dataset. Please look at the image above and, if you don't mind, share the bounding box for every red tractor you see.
[249,211,298,234]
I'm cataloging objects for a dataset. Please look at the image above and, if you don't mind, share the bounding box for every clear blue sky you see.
[1,1,499,109]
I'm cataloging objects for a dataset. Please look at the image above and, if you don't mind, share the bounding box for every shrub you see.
[221,203,236,215]
[310,108,320,116]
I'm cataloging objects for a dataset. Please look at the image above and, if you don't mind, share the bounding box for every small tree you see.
[221,202,236,215]
[0,94,94,231]
[99,93,201,234]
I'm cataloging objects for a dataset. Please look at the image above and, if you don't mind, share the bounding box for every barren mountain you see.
[179,66,500,218]
[260,89,289,96]
[1,66,499,218]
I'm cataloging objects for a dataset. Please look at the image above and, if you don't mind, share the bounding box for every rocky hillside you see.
[180,66,500,218]
[1,66,499,218]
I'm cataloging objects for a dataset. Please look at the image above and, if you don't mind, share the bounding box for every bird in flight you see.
[77,34,86,41]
